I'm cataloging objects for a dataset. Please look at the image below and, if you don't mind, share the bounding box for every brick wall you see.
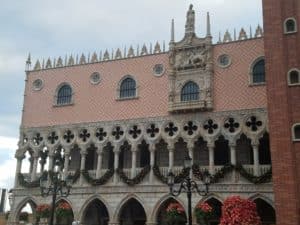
[263,0,300,224]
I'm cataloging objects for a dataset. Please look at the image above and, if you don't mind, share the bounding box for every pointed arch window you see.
[120,77,136,99]
[56,84,73,105]
[181,81,199,102]
[251,58,266,84]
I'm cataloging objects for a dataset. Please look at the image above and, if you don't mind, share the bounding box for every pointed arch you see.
[113,194,148,222]
[195,196,223,225]
[55,199,74,225]
[249,194,276,225]
[79,195,112,222]
[13,197,37,222]
[151,195,187,225]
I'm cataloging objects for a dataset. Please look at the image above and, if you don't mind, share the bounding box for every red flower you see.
[166,203,185,214]
[196,203,213,213]
[219,196,261,225]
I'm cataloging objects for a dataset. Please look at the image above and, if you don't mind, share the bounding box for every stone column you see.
[63,146,71,180]
[149,143,156,183]
[208,143,215,174]
[131,144,138,178]
[80,145,87,184]
[187,141,194,178]
[229,143,237,165]
[168,143,175,172]
[14,154,24,187]
[113,144,120,184]
[96,145,103,179]
[31,152,39,181]
[253,144,260,176]
[48,148,54,171]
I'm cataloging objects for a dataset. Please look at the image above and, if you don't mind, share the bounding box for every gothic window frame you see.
[54,82,74,106]
[180,80,200,102]
[117,75,138,100]
[287,68,300,86]
[292,123,300,141]
[249,56,266,85]
[284,17,298,34]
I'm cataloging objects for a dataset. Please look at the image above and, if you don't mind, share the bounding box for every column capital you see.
[131,143,138,152]
[167,141,175,151]
[207,143,215,149]
[228,142,236,148]
[79,144,88,155]
[149,143,156,152]
[187,140,194,150]
[113,144,121,153]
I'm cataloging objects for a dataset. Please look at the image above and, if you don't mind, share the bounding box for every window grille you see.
[57,85,72,105]
[120,78,136,98]
[252,59,265,84]
[181,81,199,102]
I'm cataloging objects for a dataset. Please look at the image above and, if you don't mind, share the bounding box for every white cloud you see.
[0,136,18,152]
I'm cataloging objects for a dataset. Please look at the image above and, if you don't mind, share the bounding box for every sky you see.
[0,0,263,210]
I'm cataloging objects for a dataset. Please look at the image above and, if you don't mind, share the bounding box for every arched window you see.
[181,81,199,102]
[57,84,72,105]
[252,58,266,84]
[292,124,300,141]
[288,69,300,85]
[120,77,136,99]
[284,18,297,34]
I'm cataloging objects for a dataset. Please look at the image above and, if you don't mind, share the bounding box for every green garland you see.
[18,171,48,188]
[152,165,190,184]
[81,168,114,186]
[67,170,80,183]
[192,164,272,184]
[116,165,151,186]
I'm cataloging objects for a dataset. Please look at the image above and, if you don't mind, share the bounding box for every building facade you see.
[8,3,295,225]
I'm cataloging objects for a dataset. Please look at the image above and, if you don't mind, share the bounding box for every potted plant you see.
[195,202,213,225]
[55,202,72,220]
[36,204,51,223]
[219,196,261,225]
[165,202,186,225]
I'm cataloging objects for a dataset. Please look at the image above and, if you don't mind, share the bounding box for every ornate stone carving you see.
[168,5,213,112]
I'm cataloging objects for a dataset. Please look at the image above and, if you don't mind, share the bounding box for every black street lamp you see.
[168,157,211,225]
[40,170,72,225]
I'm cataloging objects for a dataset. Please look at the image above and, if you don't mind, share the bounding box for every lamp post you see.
[168,157,210,225]
[40,169,72,225]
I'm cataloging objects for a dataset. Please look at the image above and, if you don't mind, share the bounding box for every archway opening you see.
[236,134,253,165]
[82,199,109,225]
[17,200,37,224]
[156,198,187,225]
[119,198,146,225]
[259,132,271,165]
[55,200,74,225]
[214,136,230,165]
[254,198,276,225]
[204,198,222,225]
[194,137,209,166]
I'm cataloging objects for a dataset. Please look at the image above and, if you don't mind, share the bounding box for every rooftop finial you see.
[206,12,211,37]
[185,4,195,35]
[171,19,175,42]
[26,53,31,71]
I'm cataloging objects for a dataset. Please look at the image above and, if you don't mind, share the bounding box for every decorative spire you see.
[91,52,98,63]
[154,42,161,54]
[45,58,52,69]
[206,12,211,37]
[163,41,166,52]
[223,30,232,42]
[185,4,195,35]
[56,57,63,67]
[42,59,45,69]
[218,32,222,43]
[141,44,148,55]
[234,29,237,41]
[255,25,263,37]
[250,26,253,38]
[79,54,86,64]
[127,46,135,57]
[34,60,41,70]
[171,19,175,42]
[239,28,247,40]
[68,55,74,66]
[26,53,31,70]
[137,45,140,56]
[103,50,110,61]
[115,48,122,59]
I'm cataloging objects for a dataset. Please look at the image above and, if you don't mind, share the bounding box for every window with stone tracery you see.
[181,81,199,102]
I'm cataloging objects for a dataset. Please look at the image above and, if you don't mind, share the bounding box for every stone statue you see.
[185,4,195,34]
